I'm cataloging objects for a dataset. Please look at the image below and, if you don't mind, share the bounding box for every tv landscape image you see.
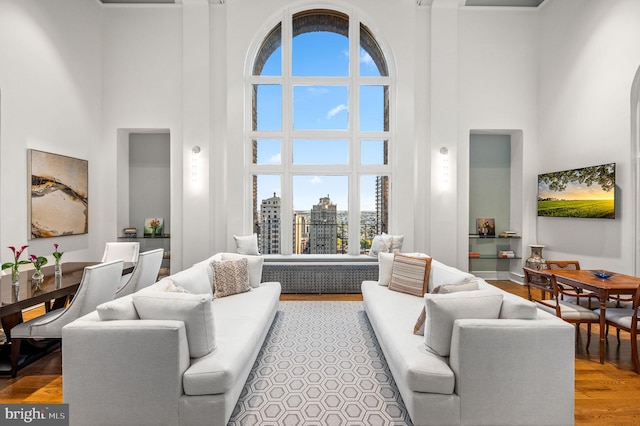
[537,163,615,219]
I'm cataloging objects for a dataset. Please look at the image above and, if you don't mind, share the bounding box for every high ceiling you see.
[99,0,547,6]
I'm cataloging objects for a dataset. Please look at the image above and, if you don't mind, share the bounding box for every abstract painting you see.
[28,149,88,238]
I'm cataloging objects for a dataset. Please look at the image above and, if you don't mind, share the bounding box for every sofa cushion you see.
[212,258,251,298]
[499,295,538,319]
[97,296,139,321]
[233,233,260,255]
[182,281,281,396]
[428,259,475,292]
[424,290,503,356]
[132,292,216,358]
[221,253,263,288]
[414,279,480,335]
[389,254,432,297]
[378,252,424,286]
[168,265,212,295]
[361,281,455,395]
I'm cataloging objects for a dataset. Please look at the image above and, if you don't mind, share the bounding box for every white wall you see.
[3,0,639,274]
[537,0,640,273]
[102,5,184,269]
[455,7,539,272]
[0,0,102,264]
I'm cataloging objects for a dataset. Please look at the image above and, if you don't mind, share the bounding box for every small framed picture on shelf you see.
[144,218,164,236]
[476,218,495,237]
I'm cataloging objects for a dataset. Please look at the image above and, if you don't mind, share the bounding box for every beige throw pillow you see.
[211,258,251,298]
[413,278,480,336]
[388,254,432,297]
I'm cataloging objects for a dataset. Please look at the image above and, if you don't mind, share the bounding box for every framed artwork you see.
[28,149,88,239]
[476,218,495,237]
[144,218,164,235]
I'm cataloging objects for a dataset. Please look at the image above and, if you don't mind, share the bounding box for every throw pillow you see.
[132,292,216,358]
[368,234,392,257]
[165,280,191,293]
[377,252,396,286]
[413,278,480,336]
[233,234,260,255]
[388,254,432,297]
[168,266,212,295]
[432,278,479,294]
[211,258,251,298]
[97,297,139,321]
[499,296,538,319]
[384,233,405,253]
[221,252,264,288]
[423,290,503,356]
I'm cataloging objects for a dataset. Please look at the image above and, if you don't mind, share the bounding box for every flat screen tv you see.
[537,162,615,219]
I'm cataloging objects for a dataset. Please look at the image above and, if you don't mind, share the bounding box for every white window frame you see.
[246,7,394,255]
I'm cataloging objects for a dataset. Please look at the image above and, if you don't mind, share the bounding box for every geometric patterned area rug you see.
[228,301,413,425]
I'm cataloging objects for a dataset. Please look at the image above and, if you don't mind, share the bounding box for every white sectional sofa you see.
[62,253,280,426]
[362,255,575,426]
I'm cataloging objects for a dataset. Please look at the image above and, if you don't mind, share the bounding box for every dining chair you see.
[115,248,164,298]
[101,241,140,288]
[523,267,600,349]
[9,260,124,377]
[595,285,640,373]
[546,259,599,308]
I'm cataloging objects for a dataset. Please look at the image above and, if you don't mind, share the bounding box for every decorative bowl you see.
[592,271,613,279]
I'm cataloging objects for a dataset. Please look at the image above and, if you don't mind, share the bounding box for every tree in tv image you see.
[537,163,615,219]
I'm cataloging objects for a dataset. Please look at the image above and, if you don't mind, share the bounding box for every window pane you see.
[360,86,387,132]
[293,176,348,254]
[253,140,281,164]
[360,175,389,253]
[292,11,349,77]
[254,175,281,254]
[254,85,282,131]
[293,140,348,165]
[293,85,348,130]
[360,140,388,165]
[253,23,282,76]
[360,24,388,77]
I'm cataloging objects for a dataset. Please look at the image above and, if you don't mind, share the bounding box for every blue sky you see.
[255,30,385,212]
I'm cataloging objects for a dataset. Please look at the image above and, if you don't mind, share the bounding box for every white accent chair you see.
[115,248,164,298]
[101,242,140,288]
[9,260,124,377]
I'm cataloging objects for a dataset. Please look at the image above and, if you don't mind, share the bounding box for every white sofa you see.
[62,253,281,426]
[362,256,575,426]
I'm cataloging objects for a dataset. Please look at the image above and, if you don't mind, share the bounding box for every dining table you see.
[0,261,134,375]
[550,269,640,364]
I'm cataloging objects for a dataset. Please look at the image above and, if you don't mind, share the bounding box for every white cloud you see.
[326,104,347,119]
[307,87,329,96]
[361,50,374,66]
[309,176,322,185]
[268,153,281,164]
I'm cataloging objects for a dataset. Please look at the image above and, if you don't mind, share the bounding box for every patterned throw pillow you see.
[388,254,432,297]
[211,258,251,298]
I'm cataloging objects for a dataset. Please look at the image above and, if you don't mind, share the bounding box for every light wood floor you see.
[1,281,640,425]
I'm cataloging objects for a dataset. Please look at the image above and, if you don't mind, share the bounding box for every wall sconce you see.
[439,146,449,190]
[191,146,201,185]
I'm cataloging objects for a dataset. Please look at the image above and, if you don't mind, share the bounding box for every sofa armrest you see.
[63,319,191,426]
[449,319,574,426]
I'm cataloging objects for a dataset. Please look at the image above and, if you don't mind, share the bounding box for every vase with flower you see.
[30,255,48,281]
[53,243,64,277]
[150,218,160,238]
[2,245,31,285]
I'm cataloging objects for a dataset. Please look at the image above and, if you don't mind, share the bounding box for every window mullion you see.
[280,10,294,255]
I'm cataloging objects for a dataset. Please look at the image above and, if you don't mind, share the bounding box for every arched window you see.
[248,9,391,255]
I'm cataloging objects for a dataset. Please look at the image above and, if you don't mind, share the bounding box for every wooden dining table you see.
[0,261,134,375]
[550,269,640,364]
